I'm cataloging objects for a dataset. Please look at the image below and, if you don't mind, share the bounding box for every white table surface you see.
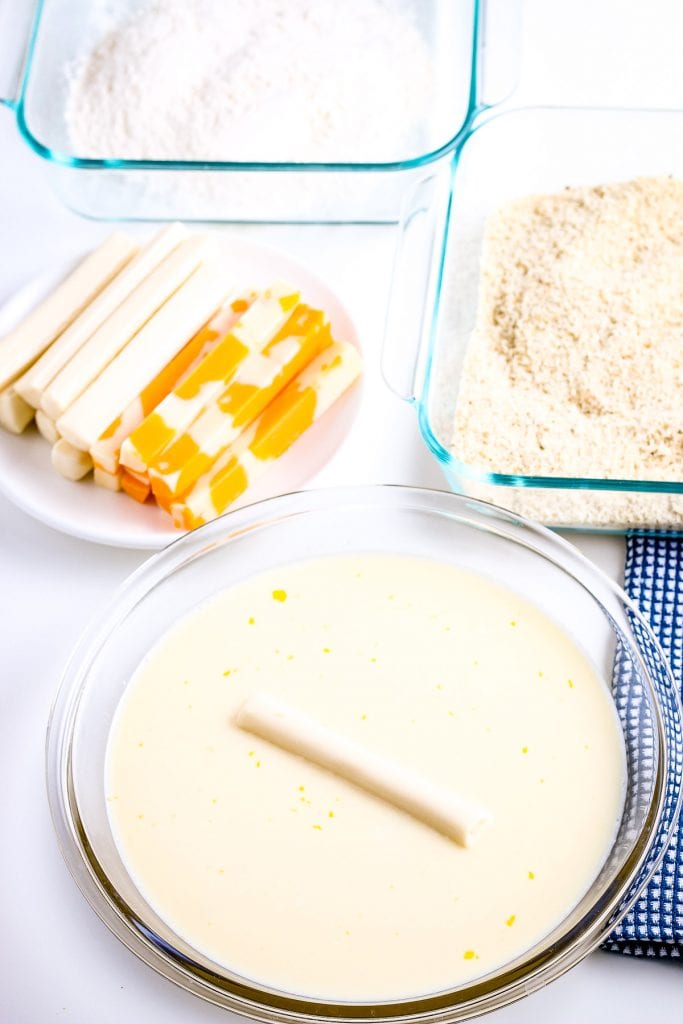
[1,2,682,1019]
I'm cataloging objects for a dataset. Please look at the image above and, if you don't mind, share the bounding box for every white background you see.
[1,1,682,1020]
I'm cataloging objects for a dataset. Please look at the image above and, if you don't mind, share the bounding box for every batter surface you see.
[106,554,626,999]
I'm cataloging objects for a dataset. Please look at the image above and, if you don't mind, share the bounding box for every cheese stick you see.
[0,386,34,434]
[119,283,300,475]
[0,232,137,391]
[124,466,149,485]
[41,235,210,421]
[236,693,491,849]
[90,299,252,475]
[93,466,122,491]
[51,439,93,481]
[171,341,361,529]
[149,307,330,506]
[57,264,230,452]
[14,224,186,409]
[35,409,60,444]
[121,470,151,503]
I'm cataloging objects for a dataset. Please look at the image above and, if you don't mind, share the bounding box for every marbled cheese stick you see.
[90,299,251,476]
[15,224,186,409]
[93,466,122,492]
[149,307,330,507]
[56,264,229,452]
[0,386,34,434]
[123,467,149,485]
[35,410,60,444]
[236,693,491,848]
[41,235,211,420]
[171,341,361,529]
[0,232,137,392]
[51,439,93,481]
[119,283,300,476]
[121,470,151,503]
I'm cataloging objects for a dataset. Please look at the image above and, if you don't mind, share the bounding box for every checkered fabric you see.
[602,535,683,960]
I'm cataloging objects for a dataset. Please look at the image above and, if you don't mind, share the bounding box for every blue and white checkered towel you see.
[602,535,683,960]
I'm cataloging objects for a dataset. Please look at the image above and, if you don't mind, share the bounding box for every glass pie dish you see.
[385,107,683,533]
[47,485,683,1021]
[0,0,518,223]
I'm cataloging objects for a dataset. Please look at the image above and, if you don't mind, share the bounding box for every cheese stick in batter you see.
[236,693,491,848]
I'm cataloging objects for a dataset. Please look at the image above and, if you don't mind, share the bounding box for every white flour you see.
[65,0,434,163]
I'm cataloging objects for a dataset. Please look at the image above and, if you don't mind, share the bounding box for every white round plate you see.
[0,234,362,549]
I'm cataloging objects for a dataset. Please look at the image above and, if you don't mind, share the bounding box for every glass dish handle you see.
[476,0,523,110]
[381,171,451,403]
[0,0,39,109]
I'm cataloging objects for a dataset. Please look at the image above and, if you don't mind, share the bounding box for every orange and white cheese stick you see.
[121,470,152,503]
[41,235,211,421]
[56,264,229,452]
[93,466,122,492]
[123,466,149,485]
[15,224,186,409]
[149,306,331,507]
[119,282,300,476]
[0,232,137,393]
[171,341,361,529]
[90,299,251,476]
[0,386,35,434]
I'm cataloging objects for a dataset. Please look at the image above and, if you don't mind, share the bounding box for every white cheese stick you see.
[51,439,93,481]
[35,409,60,444]
[235,693,491,848]
[15,224,187,409]
[0,386,35,433]
[57,264,230,452]
[0,232,137,392]
[41,234,210,421]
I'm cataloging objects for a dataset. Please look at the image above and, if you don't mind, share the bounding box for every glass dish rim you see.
[417,103,683,495]
[5,0,482,174]
[45,483,683,1022]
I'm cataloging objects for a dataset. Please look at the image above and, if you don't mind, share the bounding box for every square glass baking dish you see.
[384,106,683,534]
[0,0,516,223]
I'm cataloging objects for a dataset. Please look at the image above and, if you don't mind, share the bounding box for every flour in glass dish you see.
[65,0,434,163]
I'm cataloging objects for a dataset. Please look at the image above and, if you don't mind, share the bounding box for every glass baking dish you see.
[0,0,518,223]
[46,484,683,1020]
[385,106,683,533]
